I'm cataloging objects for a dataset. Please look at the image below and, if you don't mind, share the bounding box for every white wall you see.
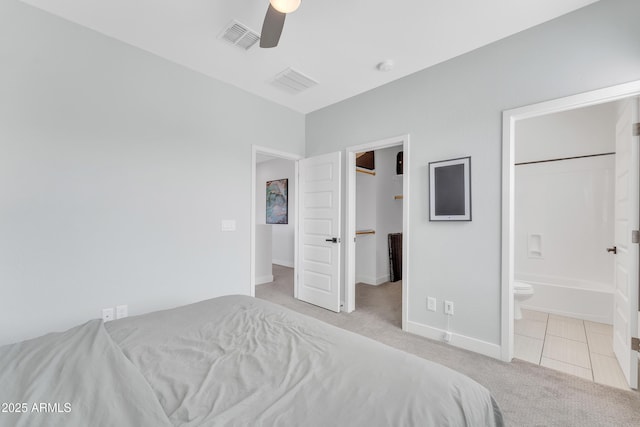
[375,147,404,282]
[0,0,305,346]
[515,156,615,288]
[355,168,377,284]
[515,102,618,163]
[515,103,616,291]
[306,0,640,353]
[255,158,296,267]
[255,224,273,284]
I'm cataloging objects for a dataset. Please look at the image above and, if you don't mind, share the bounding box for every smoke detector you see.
[376,60,394,72]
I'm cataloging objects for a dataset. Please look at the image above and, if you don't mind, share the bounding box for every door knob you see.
[606,246,617,254]
[325,237,339,243]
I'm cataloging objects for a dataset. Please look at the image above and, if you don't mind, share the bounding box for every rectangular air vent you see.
[219,20,260,51]
[271,68,318,94]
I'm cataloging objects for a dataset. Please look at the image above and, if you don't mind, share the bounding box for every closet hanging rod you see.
[356,230,376,235]
[356,168,376,176]
[515,152,614,166]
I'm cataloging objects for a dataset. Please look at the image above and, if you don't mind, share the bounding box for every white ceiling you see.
[21,0,599,114]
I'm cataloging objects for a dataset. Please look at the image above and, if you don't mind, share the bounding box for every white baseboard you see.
[272,259,294,268]
[521,304,612,325]
[375,274,389,285]
[406,320,502,360]
[255,275,274,285]
[356,275,375,285]
[356,274,389,286]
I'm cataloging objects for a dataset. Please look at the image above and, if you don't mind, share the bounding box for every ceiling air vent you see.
[219,20,260,51]
[271,68,318,95]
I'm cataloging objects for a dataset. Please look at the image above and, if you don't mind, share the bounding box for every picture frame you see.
[429,156,471,221]
[266,178,288,224]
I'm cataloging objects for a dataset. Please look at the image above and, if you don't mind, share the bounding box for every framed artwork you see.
[429,157,471,221]
[266,178,288,224]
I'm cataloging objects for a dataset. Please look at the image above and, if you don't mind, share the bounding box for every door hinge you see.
[632,230,640,244]
[632,337,640,352]
[633,123,640,137]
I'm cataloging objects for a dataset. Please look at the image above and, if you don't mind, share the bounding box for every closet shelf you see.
[356,229,376,235]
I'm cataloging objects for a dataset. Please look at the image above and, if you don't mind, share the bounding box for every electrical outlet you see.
[102,308,114,322]
[427,297,437,312]
[116,305,128,319]
[444,300,454,315]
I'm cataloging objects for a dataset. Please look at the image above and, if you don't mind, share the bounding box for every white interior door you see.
[613,98,639,389]
[297,152,342,312]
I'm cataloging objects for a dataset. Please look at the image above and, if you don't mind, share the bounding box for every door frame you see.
[345,134,410,330]
[501,81,640,362]
[250,145,302,297]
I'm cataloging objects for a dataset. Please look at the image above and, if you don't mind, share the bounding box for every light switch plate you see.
[221,220,236,232]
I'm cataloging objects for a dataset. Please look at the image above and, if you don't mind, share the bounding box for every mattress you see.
[1,295,503,426]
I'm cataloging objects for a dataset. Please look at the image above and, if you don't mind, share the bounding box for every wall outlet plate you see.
[116,305,128,319]
[102,308,114,322]
[427,297,437,312]
[444,300,454,315]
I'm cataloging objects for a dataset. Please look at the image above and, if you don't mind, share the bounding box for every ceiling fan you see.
[260,0,301,48]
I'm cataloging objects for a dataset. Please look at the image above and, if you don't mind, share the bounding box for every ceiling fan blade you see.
[260,4,286,48]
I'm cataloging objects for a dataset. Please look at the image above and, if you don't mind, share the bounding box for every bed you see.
[0,295,503,426]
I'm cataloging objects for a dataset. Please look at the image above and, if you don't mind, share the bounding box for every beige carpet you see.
[256,265,640,427]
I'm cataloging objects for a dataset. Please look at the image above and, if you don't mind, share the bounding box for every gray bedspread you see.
[106,295,503,426]
[0,319,171,427]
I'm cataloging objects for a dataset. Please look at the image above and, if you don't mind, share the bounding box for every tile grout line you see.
[539,313,549,365]
[582,320,595,382]
[545,332,589,344]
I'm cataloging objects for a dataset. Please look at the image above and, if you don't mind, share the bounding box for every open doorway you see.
[351,146,404,328]
[250,146,301,299]
[252,148,343,312]
[251,137,409,325]
[501,82,640,389]
[512,100,630,389]
[345,135,410,331]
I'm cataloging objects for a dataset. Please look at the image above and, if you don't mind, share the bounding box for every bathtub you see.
[515,275,613,324]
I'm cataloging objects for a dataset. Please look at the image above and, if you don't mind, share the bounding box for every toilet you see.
[513,281,534,320]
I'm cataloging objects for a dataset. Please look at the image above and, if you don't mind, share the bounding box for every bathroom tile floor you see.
[514,309,630,390]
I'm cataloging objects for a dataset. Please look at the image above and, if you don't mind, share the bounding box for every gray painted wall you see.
[0,0,305,345]
[306,0,640,346]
